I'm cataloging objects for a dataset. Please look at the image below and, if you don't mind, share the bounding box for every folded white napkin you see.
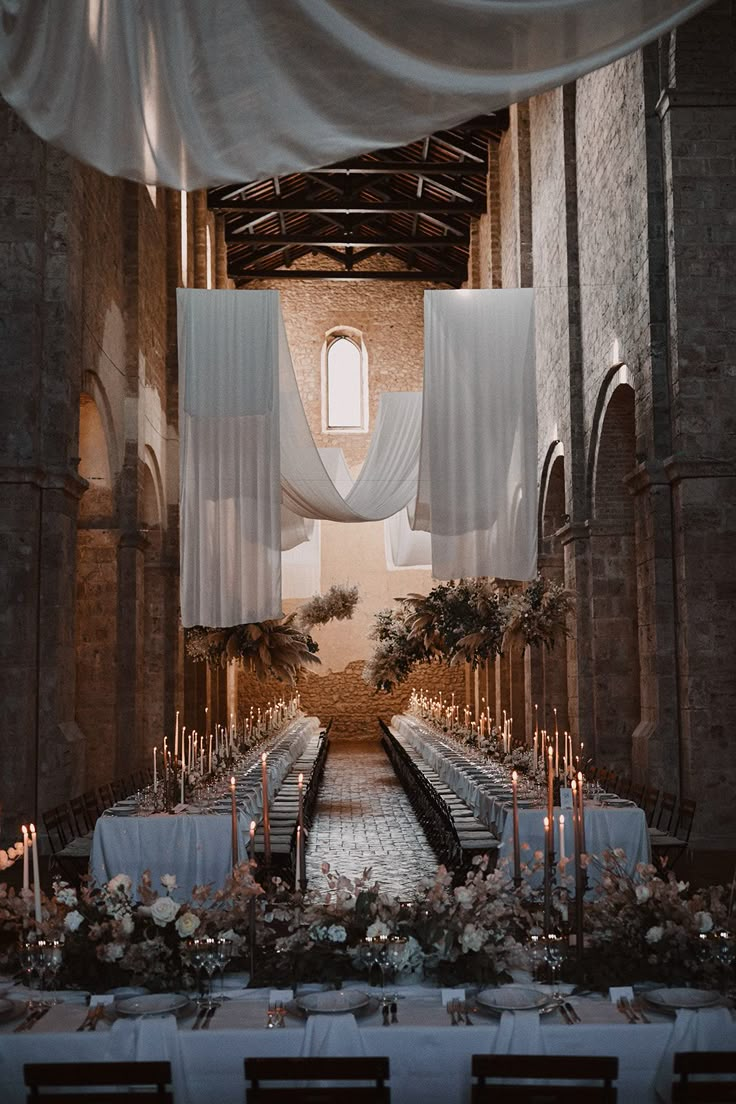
[302,1012,365,1058]
[495,1010,543,1054]
[131,1014,191,1104]
[654,1007,735,1102]
[270,988,294,1005]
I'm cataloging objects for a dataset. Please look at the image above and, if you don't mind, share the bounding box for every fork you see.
[447,1000,458,1025]
[616,998,637,1023]
[460,1001,473,1025]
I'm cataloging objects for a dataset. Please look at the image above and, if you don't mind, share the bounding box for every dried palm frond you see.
[504,576,574,651]
[298,584,360,629]
[185,613,320,683]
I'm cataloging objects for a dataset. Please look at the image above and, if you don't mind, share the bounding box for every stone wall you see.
[236,660,467,740]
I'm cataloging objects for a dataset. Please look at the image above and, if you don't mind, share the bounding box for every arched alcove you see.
[534,444,569,737]
[590,380,641,771]
[142,461,166,763]
[75,390,119,790]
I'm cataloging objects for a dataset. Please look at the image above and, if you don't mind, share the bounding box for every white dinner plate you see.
[476,985,551,1012]
[296,989,370,1014]
[645,988,721,1010]
[114,993,189,1017]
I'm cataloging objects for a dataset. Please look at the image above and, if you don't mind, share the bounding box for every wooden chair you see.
[471,1054,618,1102]
[97,782,115,810]
[642,785,661,826]
[245,1056,391,1102]
[651,798,697,871]
[69,793,94,835]
[111,777,130,802]
[653,791,677,834]
[628,782,645,807]
[673,1051,736,1102]
[41,804,91,883]
[24,1060,173,1103]
[82,789,102,828]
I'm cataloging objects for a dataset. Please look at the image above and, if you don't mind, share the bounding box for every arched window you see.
[325,332,366,431]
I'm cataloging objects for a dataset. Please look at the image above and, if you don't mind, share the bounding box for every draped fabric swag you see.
[178,288,537,627]
[0,0,712,190]
[415,289,538,581]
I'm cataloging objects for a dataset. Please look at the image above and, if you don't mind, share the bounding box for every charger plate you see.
[645,988,721,1011]
[477,985,552,1013]
[296,989,370,1014]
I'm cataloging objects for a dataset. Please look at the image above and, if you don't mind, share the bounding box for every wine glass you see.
[359,939,382,989]
[42,940,63,1003]
[544,935,565,1000]
[201,938,220,1005]
[215,937,234,1000]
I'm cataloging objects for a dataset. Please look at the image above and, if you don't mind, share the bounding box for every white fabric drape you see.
[0,0,712,189]
[282,521,321,600]
[385,508,432,571]
[178,288,281,627]
[415,290,537,581]
[179,289,423,625]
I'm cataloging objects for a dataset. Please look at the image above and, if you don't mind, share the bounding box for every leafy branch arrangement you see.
[364,576,573,692]
[185,584,360,683]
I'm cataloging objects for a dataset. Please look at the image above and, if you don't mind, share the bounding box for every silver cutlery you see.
[447,1000,458,1025]
[563,1000,581,1024]
[390,1001,398,1024]
[76,1007,97,1032]
[15,1004,51,1032]
[460,1001,472,1025]
[192,1003,209,1030]
[616,998,637,1023]
[632,999,650,1023]
[201,1003,218,1029]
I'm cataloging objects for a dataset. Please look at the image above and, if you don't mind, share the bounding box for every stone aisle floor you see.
[305,738,439,898]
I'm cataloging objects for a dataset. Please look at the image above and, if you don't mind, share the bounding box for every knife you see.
[563,1001,581,1023]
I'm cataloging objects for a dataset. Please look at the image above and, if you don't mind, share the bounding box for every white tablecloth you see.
[90,717,319,895]
[392,715,651,881]
[1,986,734,1104]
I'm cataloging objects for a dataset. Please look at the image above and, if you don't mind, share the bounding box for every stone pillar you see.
[193,191,209,289]
[0,105,86,832]
[116,528,147,776]
[559,523,595,758]
[657,2,736,844]
[215,215,229,288]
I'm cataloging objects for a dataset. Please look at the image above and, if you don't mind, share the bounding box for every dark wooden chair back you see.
[24,1060,173,1103]
[657,791,677,833]
[82,789,101,827]
[245,1056,390,1102]
[643,785,661,825]
[111,777,129,802]
[471,1054,618,1103]
[69,794,93,835]
[42,804,75,853]
[673,1051,736,1102]
[628,782,645,806]
[97,782,115,810]
[675,799,697,843]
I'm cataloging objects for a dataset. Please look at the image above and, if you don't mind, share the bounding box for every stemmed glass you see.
[544,935,565,1000]
[359,939,383,989]
[215,937,234,1000]
[201,938,220,1005]
[42,940,64,1003]
[183,937,207,1002]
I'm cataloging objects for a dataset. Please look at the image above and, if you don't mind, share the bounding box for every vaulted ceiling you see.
[208,113,506,287]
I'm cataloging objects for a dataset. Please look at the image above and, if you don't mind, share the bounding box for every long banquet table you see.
[392,714,651,880]
[90,716,320,894]
[1,983,734,1104]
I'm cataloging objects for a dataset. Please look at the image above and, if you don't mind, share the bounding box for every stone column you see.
[559,522,595,758]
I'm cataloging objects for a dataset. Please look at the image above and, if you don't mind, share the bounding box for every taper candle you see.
[29,823,42,924]
[547,745,554,829]
[511,770,521,884]
[261,753,271,864]
[230,776,238,868]
[559,814,566,862]
[577,771,586,853]
[249,819,256,862]
[296,825,302,891]
[297,772,304,835]
[153,747,158,792]
[543,816,551,934]
[21,824,29,893]
[174,710,179,762]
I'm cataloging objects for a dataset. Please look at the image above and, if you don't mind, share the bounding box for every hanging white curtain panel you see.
[0,0,711,189]
[415,289,538,582]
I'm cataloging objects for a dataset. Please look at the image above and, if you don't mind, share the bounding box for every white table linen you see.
[1,987,734,1104]
[392,714,651,881]
[90,717,319,893]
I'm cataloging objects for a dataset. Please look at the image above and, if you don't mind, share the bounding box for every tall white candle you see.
[559,814,566,862]
[261,753,271,864]
[249,819,256,862]
[230,777,238,868]
[174,710,179,762]
[296,825,302,890]
[180,762,185,805]
[153,747,158,791]
[21,825,29,893]
[29,824,42,924]
[208,734,213,775]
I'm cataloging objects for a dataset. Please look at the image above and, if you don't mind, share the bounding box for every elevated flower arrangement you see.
[0,853,730,992]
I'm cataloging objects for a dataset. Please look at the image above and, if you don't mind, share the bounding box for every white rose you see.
[64,909,84,933]
[102,942,125,962]
[150,896,180,927]
[175,911,201,938]
[635,885,651,903]
[327,924,347,944]
[696,911,714,933]
[645,925,664,944]
[107,874,132,896]
[366,920,389,940]
[120,913,134,936]
[460,923,485,953]
[160,874,177,892]
[454,886,474,907]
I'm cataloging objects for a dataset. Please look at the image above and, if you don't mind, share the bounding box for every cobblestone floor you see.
[305,738,439,898]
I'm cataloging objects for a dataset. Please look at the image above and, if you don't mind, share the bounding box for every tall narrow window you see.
[326,335,363,429]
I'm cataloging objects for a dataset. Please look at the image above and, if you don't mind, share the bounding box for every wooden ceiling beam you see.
[232,269,464,283]
[224,234,468,247]
[213,198,483,214]
[308,160,487,176]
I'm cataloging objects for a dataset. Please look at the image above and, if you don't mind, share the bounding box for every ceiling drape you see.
[0,0,712,189]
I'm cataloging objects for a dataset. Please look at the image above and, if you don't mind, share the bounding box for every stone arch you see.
[142,444,166,531]
[75,385,120,790]
[532,441,569,736]
[589,373,641,771]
